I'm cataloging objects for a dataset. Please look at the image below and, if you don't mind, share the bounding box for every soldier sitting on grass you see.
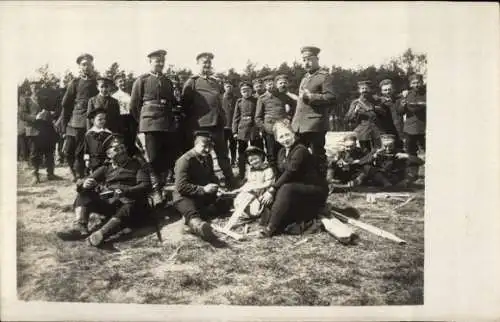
[358,134,424,189]
[327,133,368,189]
[57,134,152,247]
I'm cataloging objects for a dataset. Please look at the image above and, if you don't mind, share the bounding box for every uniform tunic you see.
[399,88,426,135]
[87,94,122,133]
[181,76,224,129]
[222,92,237,130]
[345,97,381,141]
[129,73,177,133]
[61,77,98,135]
[82,127,113,171]
[255,90,295,134]
[292,69,335,133]
[232,96,259,141]
[19,96,58,146]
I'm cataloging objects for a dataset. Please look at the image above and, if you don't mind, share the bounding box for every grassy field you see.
[17,132,424,305]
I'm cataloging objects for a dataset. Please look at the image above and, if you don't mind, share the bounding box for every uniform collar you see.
[306,68,320,76]
[149,71,163,77]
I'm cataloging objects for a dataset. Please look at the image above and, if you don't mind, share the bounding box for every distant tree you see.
[35,64,60,89]
[61,69,76,88]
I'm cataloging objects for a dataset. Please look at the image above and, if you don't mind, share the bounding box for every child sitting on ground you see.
[225,146,275,227]
[81,108,113,174]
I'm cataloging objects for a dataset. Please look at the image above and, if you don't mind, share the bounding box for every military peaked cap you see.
[262,75,274,83]
[357,80,372,87]
[76,53,94,65]
[147,49,167,58]
[252,78,263,84]
[380,134,396,142]
[300,46,321,56]
[196,52,214,61]
[239,81,252,89]
[408,74,423,82]
[96,77,113,85]
[274,74,289,82]
[102,134,124,151]
[193,130,214,141]
[379,79,393,87]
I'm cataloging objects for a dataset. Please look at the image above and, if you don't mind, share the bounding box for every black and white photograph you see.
[1,1,499,321]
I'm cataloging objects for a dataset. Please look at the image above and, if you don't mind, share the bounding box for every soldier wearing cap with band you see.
[181,52,237,189]
[222,78,238,167]
[252,78,266,98]
[376,79,404,149]
[255,74,296,174]
[173,130,231,241]
[87,77,122,134]
[57,134,152,247]
[56,53,98,181]
[129,49,178,204]
[344,80,382,153]
[292,46,336,178]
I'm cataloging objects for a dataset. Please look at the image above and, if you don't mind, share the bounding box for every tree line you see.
[18,48,426,129]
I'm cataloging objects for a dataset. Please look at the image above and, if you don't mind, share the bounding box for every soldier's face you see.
[276,79,288,92]
[382,141,395,153]
[253,83,264,94]
[358,85,370,96]
[150,56,165,73]
[98,82,111,96]
[302,54,319,72]
[247,154,264,168]
[344,140,356,152]
[115,78,125,90]
[106,142,127,160]
[198,57,212,75]
[264,81,274,92]
[194,137,213,156]
[240,87,252,98]
[79,59,94,75]
[410,79,422,90]
[224,84,233,93]
[93,113,106,128]
[381,84,393,96]
[275,126,296,148]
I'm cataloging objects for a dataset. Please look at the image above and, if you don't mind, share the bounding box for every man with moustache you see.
[129,49,177,204]
[56,54,98,181]
[255,74,296,174]
[291,46,336,178]
[181,52,237,189]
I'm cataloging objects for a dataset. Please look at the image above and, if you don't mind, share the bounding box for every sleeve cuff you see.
[83,154,90,161]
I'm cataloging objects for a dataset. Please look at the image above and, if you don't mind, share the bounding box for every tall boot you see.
[87,217,122,247]
[56,207,90,241]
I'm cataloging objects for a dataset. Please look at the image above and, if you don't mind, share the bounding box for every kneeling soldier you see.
[327,133,368,187]
[57,135,152,247]
[360,134,424,188]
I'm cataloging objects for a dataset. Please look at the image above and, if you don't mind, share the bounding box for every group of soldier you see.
[18,46,426,245]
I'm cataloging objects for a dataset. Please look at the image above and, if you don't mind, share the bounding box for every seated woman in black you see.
[257,119,329,237]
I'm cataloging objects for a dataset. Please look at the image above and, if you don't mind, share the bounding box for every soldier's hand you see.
[352,159,360,165]
[395,153,409,159]
[82,178,97,189]
[233,133,238,139]
[85,160,90,169]
[285,104,291,113]
[401,90,409,98]
[114,189,124,198]
[203,183,219,194]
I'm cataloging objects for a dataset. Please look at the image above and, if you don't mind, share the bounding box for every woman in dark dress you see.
[257,119,329,237]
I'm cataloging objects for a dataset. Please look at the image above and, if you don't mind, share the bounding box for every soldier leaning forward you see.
[359,134,424,188]
[129,49,178,203]
[18,79,59,184]
[57,135,152,247]
[327,133,368,188]
[232,81,262,179]
[57,53,99,181]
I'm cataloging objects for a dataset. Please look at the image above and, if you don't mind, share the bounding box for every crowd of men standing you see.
[18,46,426,201]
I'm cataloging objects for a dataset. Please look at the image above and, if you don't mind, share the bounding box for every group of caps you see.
[356,73,424,89]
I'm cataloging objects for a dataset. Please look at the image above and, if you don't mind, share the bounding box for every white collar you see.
[88,126,112,134]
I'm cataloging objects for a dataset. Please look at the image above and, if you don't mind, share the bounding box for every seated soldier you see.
[80,107,113,174]
[327,133,368,188]
[173,131,231,241]
[57,134,152,247]
[360,134,424,188]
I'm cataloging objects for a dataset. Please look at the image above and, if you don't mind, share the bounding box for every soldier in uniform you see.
[252,78,266,98]
[87,77,122,134]
[327,133,368,188]
[359,134,424,188]
[344,80,381,153]
[181,52,237,189]
[255,74,296,173]
[232,81,262,179]
[18,78,59,183]
[291,46,336,178]
[221,79,238,166]
[398,74,426,156]
[112,74,136,156]
[377,79,404,149]
[57,134,152,247]
[129,49,178,203]
[56,53,98,181]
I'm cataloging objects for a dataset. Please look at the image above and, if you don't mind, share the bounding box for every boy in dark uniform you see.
[327,133,368,188]
[57,53,98,181]
[129,49,177,204]
[57,135,151,247]
[81,108,113,174]
[232,81,262,179]
[87,77,122,134]
[359,134,424,188]
[18,79,59,183]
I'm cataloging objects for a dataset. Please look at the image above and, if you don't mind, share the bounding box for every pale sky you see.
[1,2,430,83]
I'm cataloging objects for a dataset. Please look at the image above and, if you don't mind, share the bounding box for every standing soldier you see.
[19,78,59,183]
[181,52,237,189]
[344,80,381,153]
[56,53,98,181]
[291,46,336,178]
[398,74,426,157]
[112,74,136,156]
[221,79,238,167]
[252,78,266,98]
[232,81,262,179]
[87,77,122,134]
[129,49,177,204]
[377,79,404,149]
[255,74,295,174]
